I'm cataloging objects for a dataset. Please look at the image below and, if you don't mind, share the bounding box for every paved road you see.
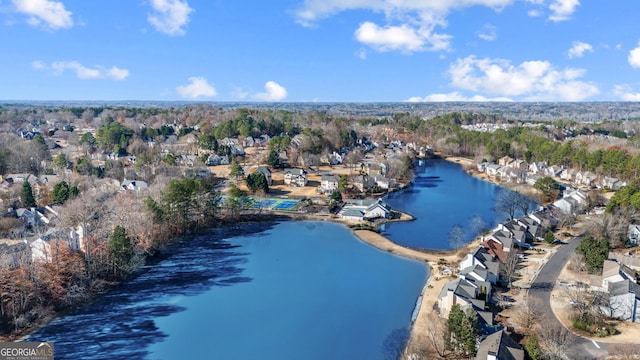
[528,237,610,360]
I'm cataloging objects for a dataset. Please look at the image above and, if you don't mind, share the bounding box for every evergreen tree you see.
[21,181,37,208]
[108,225,133,278]
[576,235,610,273]
[267,149,280,168]
[246,173,269,193]
[52,181,70,203]
[447,304,479,357]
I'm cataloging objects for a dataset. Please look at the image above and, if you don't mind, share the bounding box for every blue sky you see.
[1,0,640,102]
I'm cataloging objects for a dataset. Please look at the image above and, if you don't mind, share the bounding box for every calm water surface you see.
[384,159,529,250]
[29,221,426,360]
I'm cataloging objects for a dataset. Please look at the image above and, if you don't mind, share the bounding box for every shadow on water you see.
[28,222,278,360]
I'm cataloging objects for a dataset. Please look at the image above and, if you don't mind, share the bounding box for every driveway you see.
[528,237,610,360]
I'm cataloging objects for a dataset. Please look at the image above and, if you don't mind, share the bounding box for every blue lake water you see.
[29,221,427,360]
[383,159,533,250]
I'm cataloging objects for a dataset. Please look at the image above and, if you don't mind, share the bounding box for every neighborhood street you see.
[528,236,610,359]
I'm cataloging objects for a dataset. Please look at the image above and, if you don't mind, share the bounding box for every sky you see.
[1,0,640,102]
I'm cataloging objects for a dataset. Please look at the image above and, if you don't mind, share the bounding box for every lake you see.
[28,221,427,360]
[383,159,533,250]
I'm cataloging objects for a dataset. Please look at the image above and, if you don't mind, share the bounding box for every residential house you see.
[328,151,343,165]
[372,175,392,190]
[352,175,375,192]
[486,164,501,177]
[516,216,541,242]
[528,210,557,230]
[253,166,272,186]
[525,173,541,186]
[243,137,255,148]
[183,167,211,179]
[498,156,514,167]
[602,177,625,191]
[477,162,489,173]
[338,206,365,221]
[560,168,577,182]
[206,154,229,166]
[575,171,597,186]
[364,199,392,219]
[29,238,52,263]
[319,174,339,194]
[497,221,528,247]
[602,260,636,290]
[459,247,500,283]
[437,277,489,318]
[605,280,640,322]
[552,190,587,215]
[230,145,245,156]
[485,230,514,253]
[120,179,148,191]
[220,138,239,147]
[496,166,509,179]
[283,168,307,187]
[475,330,524,360]
[528,162,547,174]
[544,165,563,178]
[510,159,528,171]
[459,264,498,285]
[178,154,197,167]
[628,224,640,245]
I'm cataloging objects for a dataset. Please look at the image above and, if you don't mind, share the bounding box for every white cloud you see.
[148,0,193,36]
[405,92,513,102]
[294,0,514,53]
[477,24,497,41]
[548,0,579,22]
[33,60,129,80]
[12,0,73,30]
[446,55,599,101]
[629,43,640,69]
[107,66,130,81]
[568,41,593,59]
[253,81,288,101]
[614,85,640,101]
[176,77,216,99]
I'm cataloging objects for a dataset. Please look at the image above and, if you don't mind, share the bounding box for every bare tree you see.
[495,188,531,221]
[425,312,449,359]
[538,322,572,360]
[448,224,466,249]
[500,250,520,288]
[515,297,543,334]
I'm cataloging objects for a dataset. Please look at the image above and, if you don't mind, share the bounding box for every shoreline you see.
[351,228,482,356]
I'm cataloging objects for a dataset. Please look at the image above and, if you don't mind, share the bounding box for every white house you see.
[29,238,51,263]
[602,260,635,290]
[284,168,307,187]
[364,199,392,219]
[121,179,148,191]
[528,162,547,174]
[486,164,501,177]
[628,224,640,245]
[319,174,339,194]
[605,280,640,322]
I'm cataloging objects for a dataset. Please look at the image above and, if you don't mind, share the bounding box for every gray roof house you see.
[253,166,272,186]
[364,198,392,219]
[605,280,640,322]
[475,330,524,360]
[284,168,307,187]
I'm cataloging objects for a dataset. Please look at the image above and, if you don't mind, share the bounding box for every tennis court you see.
[253,198,299,211]
[272,200,298,210]
[253,199,278,208]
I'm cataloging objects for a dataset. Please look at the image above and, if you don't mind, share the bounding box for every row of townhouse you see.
[435,205,568,359]
[478,156,627,190]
